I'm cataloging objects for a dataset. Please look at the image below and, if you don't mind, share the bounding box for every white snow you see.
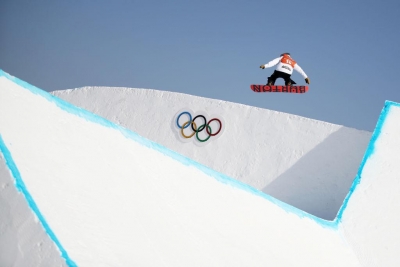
[1,70,400,266]
[51,86,371,220]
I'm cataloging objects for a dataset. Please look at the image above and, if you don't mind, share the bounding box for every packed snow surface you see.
[52,86,371,220]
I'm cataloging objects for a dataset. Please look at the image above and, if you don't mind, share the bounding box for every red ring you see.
[206,118,222,136]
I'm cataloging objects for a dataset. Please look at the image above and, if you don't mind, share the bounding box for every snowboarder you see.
[260,53,310,86]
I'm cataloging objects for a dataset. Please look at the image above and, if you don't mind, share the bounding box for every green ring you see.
[196,124,212,142]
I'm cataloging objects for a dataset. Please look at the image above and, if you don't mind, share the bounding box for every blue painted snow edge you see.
[334,100,400,224]
[0,135,77,267]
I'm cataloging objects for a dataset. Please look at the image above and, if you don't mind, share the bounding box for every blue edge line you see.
[0,136,77,267]
[0,69,398,265]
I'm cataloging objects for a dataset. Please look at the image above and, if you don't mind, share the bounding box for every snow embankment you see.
[52,86,371,220]
[1,71,362,266]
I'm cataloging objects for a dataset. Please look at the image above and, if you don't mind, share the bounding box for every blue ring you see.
[176,112,192,129]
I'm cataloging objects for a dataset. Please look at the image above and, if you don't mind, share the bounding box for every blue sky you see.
[1,0,400,131]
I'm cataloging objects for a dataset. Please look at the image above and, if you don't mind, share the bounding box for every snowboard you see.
[250,84,308,94]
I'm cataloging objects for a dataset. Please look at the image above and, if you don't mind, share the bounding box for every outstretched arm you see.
[294,64,310,84]
[294,64,308,78]
[260,57,281,69]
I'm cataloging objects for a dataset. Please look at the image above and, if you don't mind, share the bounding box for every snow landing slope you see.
[52,87,371,220]
[1,70,400,266]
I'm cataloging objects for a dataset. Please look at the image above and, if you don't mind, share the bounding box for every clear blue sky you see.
[1,0,400,131]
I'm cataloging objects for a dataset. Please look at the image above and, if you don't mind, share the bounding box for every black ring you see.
[191,115,207,132]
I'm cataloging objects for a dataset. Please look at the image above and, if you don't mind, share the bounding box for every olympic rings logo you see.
[173,109,224,145]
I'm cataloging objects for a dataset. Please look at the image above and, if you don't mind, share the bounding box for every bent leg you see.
[267,71,279,85]
[281,73,293,85]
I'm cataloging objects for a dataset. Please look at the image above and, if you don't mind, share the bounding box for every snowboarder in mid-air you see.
[260,53,310,86]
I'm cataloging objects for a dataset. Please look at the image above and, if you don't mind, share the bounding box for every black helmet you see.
[280,53,290,56]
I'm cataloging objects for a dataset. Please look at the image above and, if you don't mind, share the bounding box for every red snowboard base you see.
[250,85,308,93]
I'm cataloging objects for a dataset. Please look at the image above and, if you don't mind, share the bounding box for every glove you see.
[305,77,310,84]
[260,65,265,69]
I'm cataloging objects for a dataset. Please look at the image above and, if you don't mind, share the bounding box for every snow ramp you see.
[52,86,371,221]
[0,70,399,266]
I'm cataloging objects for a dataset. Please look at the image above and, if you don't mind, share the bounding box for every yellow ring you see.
[181,121,197,138]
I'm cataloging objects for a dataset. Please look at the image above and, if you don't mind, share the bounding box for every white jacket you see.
[263,55,308,79]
